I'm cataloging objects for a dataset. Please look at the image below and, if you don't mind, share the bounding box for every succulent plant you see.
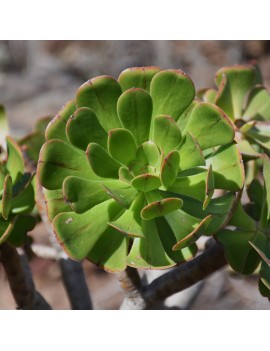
[198,63,270,184]
[37,67,245,272]
[0,105,36,247]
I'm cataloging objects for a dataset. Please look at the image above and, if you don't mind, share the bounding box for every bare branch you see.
[0,243,51,309]
[117,267,146,310]
[60,258,93,310]
[142,242,227,307]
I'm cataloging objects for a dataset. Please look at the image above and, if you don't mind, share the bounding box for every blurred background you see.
[1,40,270,309]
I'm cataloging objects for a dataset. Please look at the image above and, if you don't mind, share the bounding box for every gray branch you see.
[60,258,93,310]
[142,242,227,308]
[0,242,51,309]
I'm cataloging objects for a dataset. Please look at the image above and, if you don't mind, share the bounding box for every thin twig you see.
[0,242,51,309]
[117,266,146,310]
[142,242,227,308]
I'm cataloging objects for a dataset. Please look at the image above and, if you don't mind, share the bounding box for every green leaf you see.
[164,208,210,250]
[11,174,35,214]
[118,66,162,92]
[109,193,145,238]
[119,167,133,183]
[259,278,270,297]
[43,188,71,222]
[215,65,256,119]
[259,261,270,292]
[7,215,36,247]
[38,139,95,190]
[243,85,270,121]
[101,184,137,209]
[178,132,205,171]
[168,167,208,202]
[66,107,107,150]
[249,241,270,267]
[206,142,244,191]
[45,100,76,141]
[136,141,160,168]
[131,174,161,192]
[127,219,180,269]
[245,122,270,151]
[0,216,16,244]
[76,76,122,132]
[155,216,198,264]
[160,150,180,188]
[117,88,152,145]
[86,226,128,272]
[197,88,217,103]
[150,70,195,120]
[0,105,9,146]
[142,196,183,220]
[237,139,261,160]
[152,115,182,154]
[108,128,137,166]
[19,132,45,164]
[6,136,24,185]
[12,173,32,197]
[228,200,257,231]
[179,192,236,235]
[173,215,212,250]
[177,100,200,132]
[216,229,266,275]
[63,177,119,213]
[53,199,123,261]
[1,175,12,220]
[86,143,121,179]
[184,102,234,149]
[245,179,263,223]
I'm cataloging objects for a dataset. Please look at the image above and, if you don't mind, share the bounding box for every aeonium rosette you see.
[37,67,244,272]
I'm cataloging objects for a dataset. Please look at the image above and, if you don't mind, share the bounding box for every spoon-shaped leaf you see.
[153,115,182,154]
[216,229,266,275]
[136,141,160,167]
[118,66,162,92]
[184,102,234,149]
[178,132,205,171]
[117,88,153,145]
[76,76,122,131]
[131,174,161,192]
[38,139,95,190]
[206,142,244,191]
[66,107,107,150]
[160,150,180,189]
[127,219,180,269]
[108,128,137,166]
[53,199,123,261]
[45,100,76,141]
[150,70,195,120]
[215,65,256,120]
[244,85,270,121]
[109,193,145,238]
[86,143,121,179]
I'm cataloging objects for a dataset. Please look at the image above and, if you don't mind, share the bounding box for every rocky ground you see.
[0,40,270,309]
